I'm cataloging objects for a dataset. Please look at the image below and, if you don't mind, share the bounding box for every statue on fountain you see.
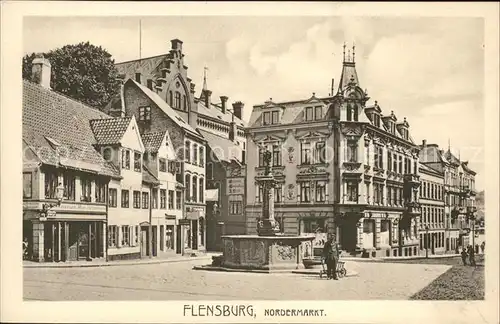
[257,148,281,236]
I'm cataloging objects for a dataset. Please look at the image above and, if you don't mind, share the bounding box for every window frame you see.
[109,188,117,207]
[23,172,32,198]
[142,191,149,209]
[121,189,129,208]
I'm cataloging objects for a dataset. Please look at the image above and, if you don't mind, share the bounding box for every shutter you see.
[117,226,122,248]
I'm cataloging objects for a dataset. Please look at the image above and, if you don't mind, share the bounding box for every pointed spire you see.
[352,43,356,63]
[343,42,346,62]
[448,138,451,152]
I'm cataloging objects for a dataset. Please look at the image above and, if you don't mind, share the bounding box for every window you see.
[108,225,117,248]
[315,141,326,164]
[199,146,204,166]
[185,174,191,201]
[272,145,282,166]
[347,140,358,162]
[63,172,75,201]
[373,114,380,127]
[133,191,141,208]
[80,177,92,202]
[398,155,402,174]
[151,188,158,209]
[347,105,358,121]
[159,158,167,172]
[230,201,243,214]
[183,95,187,111]
[300,182,311,203]
[168,190,174,209]
[256,185,263,203]
[316,181,327,202]
[271,111,279,124]
[160,189,167,209]
[263,112,271,125]
[133,152,141,172]
[274,185,283,203]
[192,176,197,202]
[139,106,151,121]
[121,149,130,170]
[169,91,173,106]
[399,188,403,206]
[185,141,190,163]
[121,226,130,247]
[95,178,106,203]
[23,173,32,198]
[44,170,59,199]
[387,152,392,171]
[142,192,149,209]
[346,181,358,202]
[374,146,383,169]
[206,162,213,179]
[305,107,314,121]
[193,143,198,165]
[314,106,322,120]
[199,178,204,204]
[176,190,182,209]
[109,188,117,207]
[121,190,129,208]
[175,91,181,109]
[301,142,312,165]
[365,143,370,166]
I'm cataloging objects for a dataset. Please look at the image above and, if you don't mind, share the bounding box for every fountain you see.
[195,150,315,273]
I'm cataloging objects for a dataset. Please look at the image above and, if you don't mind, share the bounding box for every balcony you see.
[404,173,420,186]
[405,201,421,216]
[470,188,477,196]
[342,162,362,174]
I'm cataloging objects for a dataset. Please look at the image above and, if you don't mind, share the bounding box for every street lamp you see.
[425,225,429,259]
[42,183,65,211]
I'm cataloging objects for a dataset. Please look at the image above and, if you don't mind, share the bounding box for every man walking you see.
[323,234,340,280]
[461,247,468,266]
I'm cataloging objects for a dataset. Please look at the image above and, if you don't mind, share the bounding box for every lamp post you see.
[425,225,429,259]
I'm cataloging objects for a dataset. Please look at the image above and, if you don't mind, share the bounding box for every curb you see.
[292,270,359,278]
[24,255,213,269]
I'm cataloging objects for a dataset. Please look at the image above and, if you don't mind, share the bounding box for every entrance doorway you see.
[140,226,149,257]
[191,220,198,250]
[340,218,357,252]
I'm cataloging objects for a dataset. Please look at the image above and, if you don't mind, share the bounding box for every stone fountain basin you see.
[211,234,316,273]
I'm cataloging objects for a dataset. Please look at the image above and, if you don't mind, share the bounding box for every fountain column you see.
[257,150,280,236]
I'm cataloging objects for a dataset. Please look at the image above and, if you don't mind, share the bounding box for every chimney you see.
[135,72,142,84]
[171,39,183,52]
[202,89,212,108]
[229,121,238,142]
[331,78,334,96]
[220,96,228,114]
[232,101,244,120]
[147,79,153,90]
[32,54,51,89]
[422,139,427,147]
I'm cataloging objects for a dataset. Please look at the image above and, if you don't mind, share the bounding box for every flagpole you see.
[139,19,142,60]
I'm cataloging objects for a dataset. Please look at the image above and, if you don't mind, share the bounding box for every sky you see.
[23,16,485,189]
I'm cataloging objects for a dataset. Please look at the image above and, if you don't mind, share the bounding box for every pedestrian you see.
[23,237,29,260]
[460,248,468,266]
[322,233,340,280]
[469,245,476,267]
[481,241,485,254]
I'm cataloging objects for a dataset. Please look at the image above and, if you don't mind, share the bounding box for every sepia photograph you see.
[2,1,499,324]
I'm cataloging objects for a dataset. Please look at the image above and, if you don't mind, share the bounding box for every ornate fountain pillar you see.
[257,150,280,236]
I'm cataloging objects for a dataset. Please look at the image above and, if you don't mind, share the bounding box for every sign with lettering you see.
[227,177,245,195]
[179,219,191,226]
[47,210,56,218]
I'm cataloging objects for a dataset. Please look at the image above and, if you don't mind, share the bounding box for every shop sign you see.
[179,219,191,226]
[227,177,245,195]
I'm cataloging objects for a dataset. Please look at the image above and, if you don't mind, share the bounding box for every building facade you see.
[419,141,478,252]
[110,39,247,252]
[246,46,422,258]
[418,163,446,255]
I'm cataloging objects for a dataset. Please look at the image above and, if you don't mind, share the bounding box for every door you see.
[192,220,198,250]
[78,232,89,260]
[141,227,148,257]
[160,225,164,252]
[176,225,182,254]
[152,226,157,256]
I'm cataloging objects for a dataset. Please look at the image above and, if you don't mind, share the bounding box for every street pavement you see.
[24,259,451,300]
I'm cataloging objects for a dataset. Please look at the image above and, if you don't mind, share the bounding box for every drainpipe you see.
[105,180,109,262]
[149,183,153,258]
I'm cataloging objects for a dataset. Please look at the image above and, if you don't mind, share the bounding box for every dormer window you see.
[372,113,380,127]
[347,105,358,122]
[263,111,280,125]
[305,107,314,121]
[305,106,322,121]
[139,106,151,121]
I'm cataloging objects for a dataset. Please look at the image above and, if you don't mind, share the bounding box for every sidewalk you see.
[24,252,219,269]
[341,253,465,263]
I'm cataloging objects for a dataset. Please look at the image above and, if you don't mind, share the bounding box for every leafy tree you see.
[22,42,120,109]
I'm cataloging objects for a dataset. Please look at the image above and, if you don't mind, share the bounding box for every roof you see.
[115,55,167,83]
[142,165,160,185]
[90,117,132,145]
[141,131,166,153]
[128,79,202,139]
[419,145,448,164]
[338,62,360,92]
[444,149,461,165]
[461,161,476,175]
[196,101,246,127]
[22,80,119,177]
[198,129,242,163]
[419,162,444,178]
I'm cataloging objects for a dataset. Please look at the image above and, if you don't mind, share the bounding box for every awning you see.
[205,188,219,202]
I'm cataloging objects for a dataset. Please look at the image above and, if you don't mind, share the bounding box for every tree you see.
[22,42,120,109]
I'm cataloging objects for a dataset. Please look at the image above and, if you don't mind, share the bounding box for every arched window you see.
[183,95,188,111]
[347,105,352,121]
[185,174,191,202]
[169,91,173,106]
[192,176,198,202]
[199,177,204,203]
[175,91,181,109]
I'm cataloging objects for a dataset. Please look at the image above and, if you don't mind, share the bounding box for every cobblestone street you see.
[24,259,451,300]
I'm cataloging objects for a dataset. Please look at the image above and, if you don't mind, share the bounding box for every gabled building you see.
[22,55,119,262]
[107,39,248,252]
[420,141,477,250]
[246,45,422,258]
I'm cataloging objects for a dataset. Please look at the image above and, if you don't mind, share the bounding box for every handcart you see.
[319,258,347,279]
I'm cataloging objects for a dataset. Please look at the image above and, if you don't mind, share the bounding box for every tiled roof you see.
[419,162,443,177]
[196,101,246,127]
[142,165,160,185]
[461,161,476,175]
[22,80,119,177]
[198,129,242,163]
[115,55,167,83]
[338,63,360,92]
[90,117,132,145]
[444,150,461,165]
[128,79,202,139]
[141,131,166,153]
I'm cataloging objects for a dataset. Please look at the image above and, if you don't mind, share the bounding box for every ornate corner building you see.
[246,45,422,258]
